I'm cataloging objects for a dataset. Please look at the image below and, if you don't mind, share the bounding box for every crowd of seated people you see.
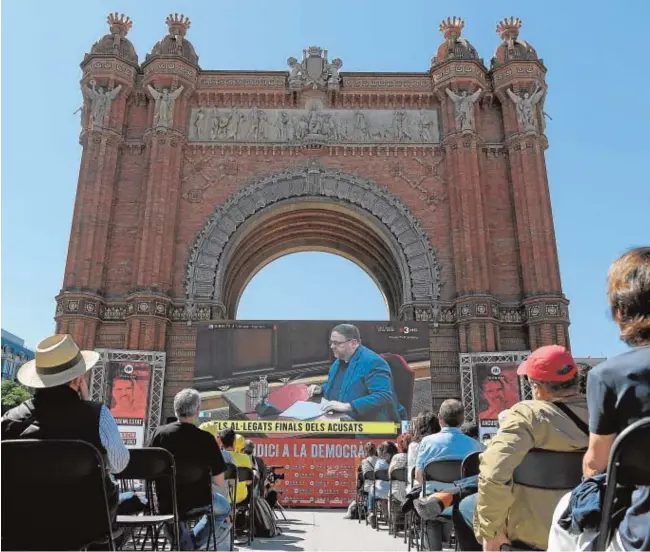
[343,247,650,551]
[2,248,648,551]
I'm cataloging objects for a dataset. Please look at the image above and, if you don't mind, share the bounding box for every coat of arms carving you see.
[287,46,342,90]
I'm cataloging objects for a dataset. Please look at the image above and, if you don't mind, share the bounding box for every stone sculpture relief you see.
[507,84,545,132]
[148,85,184,128]
[188,105,440,144]
[83,81,122,129]
[287,46,342,90]
[445,88,482,132]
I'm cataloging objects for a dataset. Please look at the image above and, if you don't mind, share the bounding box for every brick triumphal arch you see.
[57,14,570,419]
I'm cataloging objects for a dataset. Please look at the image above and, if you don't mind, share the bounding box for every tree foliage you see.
[1,380,32,414]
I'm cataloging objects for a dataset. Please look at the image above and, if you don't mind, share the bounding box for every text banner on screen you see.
[201,420,399,436]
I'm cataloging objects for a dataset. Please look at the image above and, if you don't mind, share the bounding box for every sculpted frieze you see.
[187,105,440,145]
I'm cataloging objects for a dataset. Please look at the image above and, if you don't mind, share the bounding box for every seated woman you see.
[408,411,441,492]
[389,433,412,530]
[368,441,398,528]
[344,442,379,519]
[389,433,412,503]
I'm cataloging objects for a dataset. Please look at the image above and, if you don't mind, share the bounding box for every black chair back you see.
[597,417,650,551]
[224,462,237,481]
[237,465,254,485]
[173,461,213,515]
[375,467,390,482]
[1,439,115,550]
[390,467,408,483]
[461,451,481,478]
[422,459,463,495]
[363,470,376,482]
[513,449,584,490]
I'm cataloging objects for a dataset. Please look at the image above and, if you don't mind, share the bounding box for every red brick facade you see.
[56,14,569,415]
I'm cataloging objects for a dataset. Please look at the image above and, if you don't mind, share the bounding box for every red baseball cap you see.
[516,345,578,382]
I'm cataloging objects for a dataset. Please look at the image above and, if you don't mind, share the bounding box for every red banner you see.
[473,362,521,442]
[107,361,151,446]
[253,438,383,508]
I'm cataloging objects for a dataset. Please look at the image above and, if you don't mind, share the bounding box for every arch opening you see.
[236,251,390,321]
[186,164,442,322]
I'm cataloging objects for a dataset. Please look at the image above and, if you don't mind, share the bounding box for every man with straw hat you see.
[1,334,130,514]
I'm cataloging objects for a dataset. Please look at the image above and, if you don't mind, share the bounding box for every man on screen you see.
[309,324,406,422]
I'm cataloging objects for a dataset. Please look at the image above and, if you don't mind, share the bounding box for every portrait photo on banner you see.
[107,361,152,446]
[472,362,521,441]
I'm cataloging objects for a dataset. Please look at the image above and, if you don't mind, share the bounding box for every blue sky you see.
[2,1,648,358]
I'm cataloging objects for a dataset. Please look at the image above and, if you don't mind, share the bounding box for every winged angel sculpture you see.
[147,85,184,128]
[507,84,545,132]
[83,82,122,129]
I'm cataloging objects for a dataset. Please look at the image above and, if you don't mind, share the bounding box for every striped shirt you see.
[98,405,130,473]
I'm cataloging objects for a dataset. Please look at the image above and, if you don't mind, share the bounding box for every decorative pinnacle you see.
[439,17,465,40]
[166,13,191,37]
[496,17,522,41]
[107,13,132,37]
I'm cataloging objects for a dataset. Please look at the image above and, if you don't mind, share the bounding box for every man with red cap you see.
[444,345,589,551]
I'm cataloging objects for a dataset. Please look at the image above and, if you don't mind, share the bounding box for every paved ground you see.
[238,509,432,552]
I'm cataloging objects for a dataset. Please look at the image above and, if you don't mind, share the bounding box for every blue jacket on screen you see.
[322,345,406,422]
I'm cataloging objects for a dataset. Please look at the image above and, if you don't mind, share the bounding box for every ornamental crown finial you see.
[107,12,132,37]
[439,17,465,40]
[166,13,191,37]
[496,17,523,41]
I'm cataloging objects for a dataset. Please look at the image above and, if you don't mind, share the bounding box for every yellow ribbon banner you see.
[201,420,399,436]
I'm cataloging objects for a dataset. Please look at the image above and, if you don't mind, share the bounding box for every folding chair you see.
[362,469,375,526]
[235,466,255,545]
[174,462,218,551]
[1,439,116,551]
[115,447,180,551]
[597,417,650,551]
[421,459,463,550]
[461,451,481,478]
[389,466,407,538]
[224,463,238,551]
[373,466,390,531]
[513,449,584,490]
[406,466,420,551]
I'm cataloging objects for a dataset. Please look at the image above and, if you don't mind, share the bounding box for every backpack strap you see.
[552,401,589,436]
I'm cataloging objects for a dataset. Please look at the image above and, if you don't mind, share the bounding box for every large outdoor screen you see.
[196,320,430,426]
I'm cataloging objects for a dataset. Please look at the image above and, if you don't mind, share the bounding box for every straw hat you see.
[17,334,99,389]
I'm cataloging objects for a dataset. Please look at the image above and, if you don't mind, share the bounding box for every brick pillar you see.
[493,61,570,349]
[432,59,499,353]
[55,48,136,347]
[125,55,198,351]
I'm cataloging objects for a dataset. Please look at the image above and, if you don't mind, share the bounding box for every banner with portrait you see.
[107,361,152,446]
[473,363,521,442]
